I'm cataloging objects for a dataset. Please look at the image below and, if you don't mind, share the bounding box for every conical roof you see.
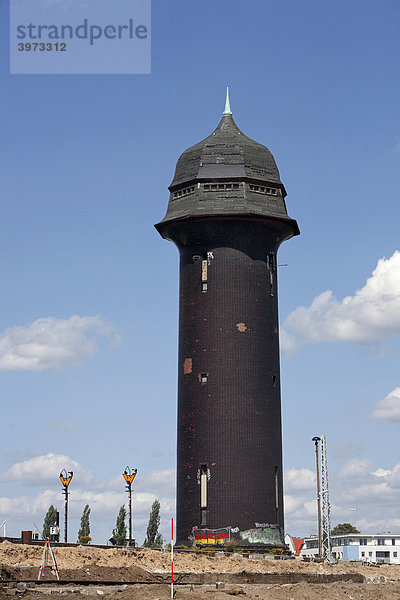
[156,93,299,237]
[170,113,282,189]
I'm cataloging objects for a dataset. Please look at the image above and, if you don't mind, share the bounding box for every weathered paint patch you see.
[240,527,280,545]
[183,358,193,374]
[236,323,248,332]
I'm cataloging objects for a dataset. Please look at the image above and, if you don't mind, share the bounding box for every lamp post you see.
[123,467,137,547]
[312,437,322,558]
[59,469,73,543]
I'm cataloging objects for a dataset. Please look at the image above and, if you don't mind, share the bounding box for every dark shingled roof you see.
[170,114,282,188]
[156,112,299,236]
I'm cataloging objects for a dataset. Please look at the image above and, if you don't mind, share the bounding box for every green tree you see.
[42,505,58,539]
[77,504,91,544]
[331,523,360,536]
[143,499,163,548]
[111,505,127,546]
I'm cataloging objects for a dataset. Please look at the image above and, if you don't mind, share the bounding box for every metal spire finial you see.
[223,86,232,115]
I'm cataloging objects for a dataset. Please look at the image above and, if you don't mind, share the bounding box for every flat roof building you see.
[301,533,400,564]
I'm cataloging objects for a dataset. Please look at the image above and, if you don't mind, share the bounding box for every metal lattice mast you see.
[320,435,332,560]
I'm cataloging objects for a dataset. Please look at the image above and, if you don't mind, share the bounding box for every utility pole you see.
[59,470,73,543]
[123,467,137,547]
[312,436,322,558]
[320,435,332,561]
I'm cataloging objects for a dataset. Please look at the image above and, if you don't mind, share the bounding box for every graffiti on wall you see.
[193,527,230,545]
[240,526,281,545]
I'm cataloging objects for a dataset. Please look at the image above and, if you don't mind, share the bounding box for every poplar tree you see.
[112,505,127,545]
[143,499,163,548]
[42,505,58,539]
[77,504,91,544]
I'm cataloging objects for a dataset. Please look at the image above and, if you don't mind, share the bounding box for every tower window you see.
[268,252,276,297]
[172,186,195,199]
[274,466,279,524]
[201,261,208,281]
[200,464,208,526]
[272,375,276,389]
[249,184,280,196]
[203,183,240,191]
[200,373,208,384]
[201,259,208,293]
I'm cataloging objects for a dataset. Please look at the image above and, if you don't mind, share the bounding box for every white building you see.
[301,533,400,564]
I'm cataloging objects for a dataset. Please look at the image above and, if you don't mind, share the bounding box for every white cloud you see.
[0,456,176,500]
[281,251,400,354]
[388,463,400,488]
[373,468,392,478]
[0,315,118,371]
[284,458,400,537]
[136,469,176,497]
[284,468,315,492]
[0,453,91,487]
[284,495,316,521]
[338,458,372,479]
[371,387,400,423]
[285,457,400,537]
[284,495,305,515]
[303,500,317,517]
[340,481,395,504]
[0,489,61,519]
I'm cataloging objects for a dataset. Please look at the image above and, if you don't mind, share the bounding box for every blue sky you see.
[1,0,400,544]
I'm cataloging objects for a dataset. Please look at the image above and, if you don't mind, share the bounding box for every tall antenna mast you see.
[320,435,332,561]
[312,437,322,557]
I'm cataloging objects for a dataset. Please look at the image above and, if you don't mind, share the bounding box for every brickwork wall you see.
[163,219,291,546]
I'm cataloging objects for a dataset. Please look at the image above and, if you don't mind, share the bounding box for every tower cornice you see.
[155,212,300,240]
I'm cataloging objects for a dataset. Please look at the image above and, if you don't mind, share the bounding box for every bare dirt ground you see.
[2,582,400,600]
[1,541,400,600]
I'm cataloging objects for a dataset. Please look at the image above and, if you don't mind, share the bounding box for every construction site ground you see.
[1,541,400,600]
